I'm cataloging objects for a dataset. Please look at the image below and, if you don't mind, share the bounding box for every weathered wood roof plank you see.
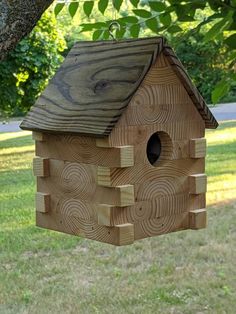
[20,37,217,136]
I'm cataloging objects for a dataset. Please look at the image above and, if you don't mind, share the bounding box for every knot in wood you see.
[94,80,110,93]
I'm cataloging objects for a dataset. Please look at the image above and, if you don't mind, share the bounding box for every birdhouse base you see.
[36,209,206,246]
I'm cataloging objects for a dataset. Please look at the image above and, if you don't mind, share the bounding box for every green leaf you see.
[93,29,103,41]
[208,0,222,11]
[69,2,79,18]
[102,29,110,39]
[145,17,159,33]
[130,24,140,38]
[204,19,228,41]
[223,10,235,29]
[159,13,171,26]
[54,3,65,16]
[83,1,94,18]
[212,80,230,104]
[92,22,107,29]
[148,1,166,12]
[130,0,140,7]
[133,9,152,18]
[80,23,96,32]
[113,0,123,12]
[98,0,108,14]
[178,15,195,22]
[225,34,236,49]
[116,27,126,39]
[167,25,182,33]
[118,16,139,24]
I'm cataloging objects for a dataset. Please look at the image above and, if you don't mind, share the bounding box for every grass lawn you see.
[0,121,236,314]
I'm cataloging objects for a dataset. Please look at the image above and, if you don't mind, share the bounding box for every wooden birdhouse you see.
[20,37,218,246]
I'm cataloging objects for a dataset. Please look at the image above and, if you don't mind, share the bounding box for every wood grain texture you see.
[99,194,205,226]
[189,209,207,229]
[36,210,188,244]
[21,37,217,136]
[20,37,165,136]
[163,45,218,129]
[189,138,206,158]
[36,181,205,226]
[35,134,134,167]
[36,211,134,246]
[32,131,46,142]
[116,54,206,129]
[33,157,50,177]
[97,204,114,226]
[189,174,207,194]
[35,192,50,213]
[134,212,189,240]
[37,172,135,207]
[107,121,205,147]
[36,132,201,168]
[37,158,204,190]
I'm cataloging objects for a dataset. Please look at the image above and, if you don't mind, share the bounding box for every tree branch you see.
[0,0,54,61]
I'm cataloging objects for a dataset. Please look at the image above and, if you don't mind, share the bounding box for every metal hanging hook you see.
[108,21,120,41]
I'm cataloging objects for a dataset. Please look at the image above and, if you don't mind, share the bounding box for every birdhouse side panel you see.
[94,52,207,239]
[33,132,138,245]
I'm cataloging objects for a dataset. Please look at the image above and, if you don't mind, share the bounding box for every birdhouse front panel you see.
[21,37,218,246]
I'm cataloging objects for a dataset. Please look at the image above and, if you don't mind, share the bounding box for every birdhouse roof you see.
[20,37,218,137]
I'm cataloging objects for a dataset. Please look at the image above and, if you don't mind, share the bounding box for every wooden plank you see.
[163,45,218,129]
[32,131,46,142]
[36,211,134,246]
[20,37,165,137]
[189,138,206,158]
[38,158,204,191]
[36,210,187,244]
[117,224,134,246]
[96,137,111,148]
[38,173,134,206]
[134,212,189,240]
[21,38,217,137]
[108,121,205,147]
[97,166,112,186]
[120,146,134,167]
[116,96,202,126]
[189,209,207,229]
[143,66,180,85]
[97,204,114,226]
[106,194,205,226]
[33,157,50,177]
[35,192,50,213]
[38,159,204,203]
[36,190,205,226]
[189,174,207,194]
[36,135,134,167]
[119,185,135,207]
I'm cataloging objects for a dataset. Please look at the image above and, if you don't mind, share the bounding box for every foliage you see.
[170,31,229,103]
[0,11,66,118]
[54,0,236,103]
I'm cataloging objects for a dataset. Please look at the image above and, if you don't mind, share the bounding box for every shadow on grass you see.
[208,198,236,208]
[0,134,33,149]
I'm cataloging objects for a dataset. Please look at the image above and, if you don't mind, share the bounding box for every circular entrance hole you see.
[146,131,172,166]
[146,133,162,165]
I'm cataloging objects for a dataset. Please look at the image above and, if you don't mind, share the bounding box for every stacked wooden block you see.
[33,131,207,246]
